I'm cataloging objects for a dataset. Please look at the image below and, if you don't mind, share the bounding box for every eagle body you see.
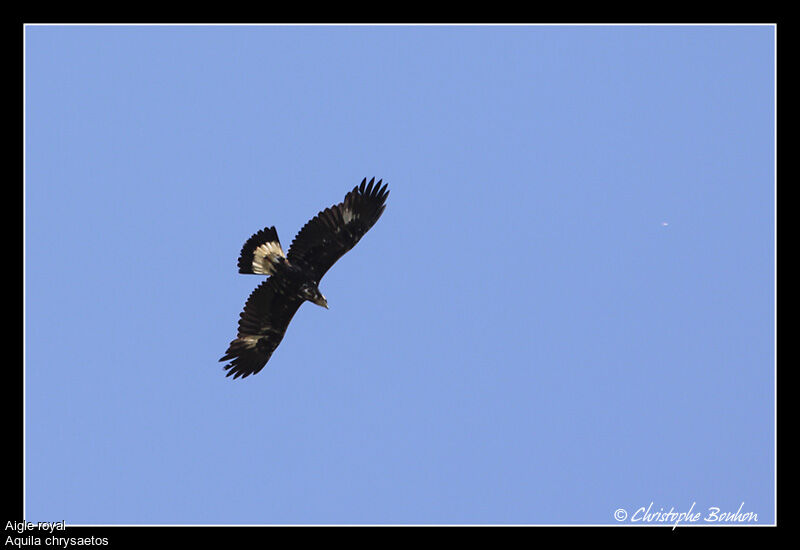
[219,178,389,379]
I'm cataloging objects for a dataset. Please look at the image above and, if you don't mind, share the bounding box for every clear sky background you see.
[25,25,775,525]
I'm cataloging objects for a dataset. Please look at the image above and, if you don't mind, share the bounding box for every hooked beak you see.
[314,295,329,309]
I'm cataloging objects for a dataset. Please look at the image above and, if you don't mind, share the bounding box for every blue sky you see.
[25,25,775,525]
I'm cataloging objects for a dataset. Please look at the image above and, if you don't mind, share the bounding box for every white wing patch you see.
[240,335,261,348]
[342,207,359,225]
[252,241,285,275]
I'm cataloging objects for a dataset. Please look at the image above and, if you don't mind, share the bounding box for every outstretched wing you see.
[287,178,389,282]
[219,277,304,379]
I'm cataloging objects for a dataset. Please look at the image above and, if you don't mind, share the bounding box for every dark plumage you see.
[219,178,389,378]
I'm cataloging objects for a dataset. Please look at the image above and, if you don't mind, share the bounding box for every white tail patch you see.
[252,242,285,275]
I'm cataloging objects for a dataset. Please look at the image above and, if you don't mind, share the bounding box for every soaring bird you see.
[219,178,390,378]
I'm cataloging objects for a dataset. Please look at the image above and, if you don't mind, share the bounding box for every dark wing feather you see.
[219,277,304,379]
[287,178,389,281]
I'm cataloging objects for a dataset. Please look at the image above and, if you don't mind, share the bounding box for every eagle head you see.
[300,283,328,309]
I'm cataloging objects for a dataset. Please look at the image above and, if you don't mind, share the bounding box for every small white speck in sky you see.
[661,222,669,227]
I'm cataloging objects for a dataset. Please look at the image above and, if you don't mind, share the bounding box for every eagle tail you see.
[237,226,286,275]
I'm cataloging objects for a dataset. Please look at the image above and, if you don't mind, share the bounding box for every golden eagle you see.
[219,178,390,378]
